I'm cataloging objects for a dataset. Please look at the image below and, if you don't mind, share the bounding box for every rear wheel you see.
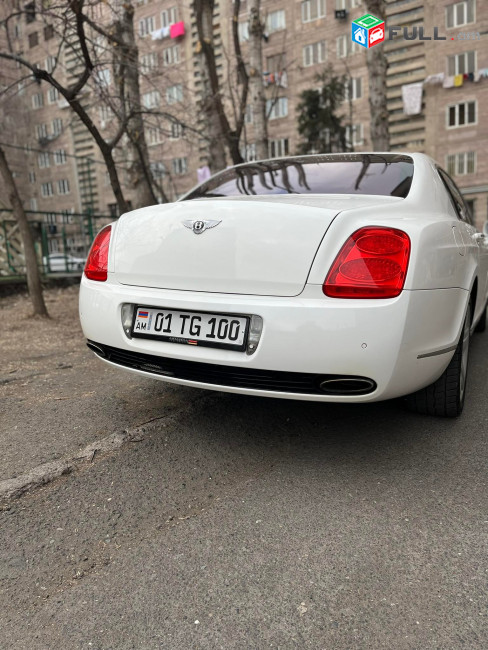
[406,302,471,417]
[475,301,486,333]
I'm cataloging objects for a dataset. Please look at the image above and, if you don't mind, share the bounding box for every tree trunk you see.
[248,0,268,160]
[0,146,48,317]
[365,0,389,151]
[194,0,227,172]
[113,3,158,207]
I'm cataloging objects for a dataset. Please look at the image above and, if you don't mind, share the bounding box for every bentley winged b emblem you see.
[182,219,221,235]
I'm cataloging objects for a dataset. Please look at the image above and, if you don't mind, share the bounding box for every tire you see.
[406,301,471,417]
[475,302,486,333]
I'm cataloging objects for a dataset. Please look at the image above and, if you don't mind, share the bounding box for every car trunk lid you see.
[113,195,397,297]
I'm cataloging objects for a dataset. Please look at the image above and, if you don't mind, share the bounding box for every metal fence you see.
[0,210,113,280]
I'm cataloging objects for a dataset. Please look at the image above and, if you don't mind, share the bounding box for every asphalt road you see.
[1,321,487,648]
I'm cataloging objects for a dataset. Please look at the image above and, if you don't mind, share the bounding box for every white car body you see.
[79,153,488,409]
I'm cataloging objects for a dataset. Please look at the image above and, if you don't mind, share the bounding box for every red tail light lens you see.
[84,225,112,282]
[323,227,410,298]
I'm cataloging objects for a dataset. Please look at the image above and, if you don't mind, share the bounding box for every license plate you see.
[131,306,249,351]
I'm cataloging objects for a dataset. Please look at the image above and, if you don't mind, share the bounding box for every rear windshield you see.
[183,154,414,200]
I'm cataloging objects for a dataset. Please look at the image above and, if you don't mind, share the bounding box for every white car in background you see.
[44,252,86,272]
[79,153,488,417]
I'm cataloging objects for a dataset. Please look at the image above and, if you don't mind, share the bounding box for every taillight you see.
[323,227,410,299]
[84,225,112,282]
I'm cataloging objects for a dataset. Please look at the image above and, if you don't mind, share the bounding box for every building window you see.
[240,143,257,162]
[446,151,476,175]
[245,105,253,124]
[166,84,183,104]
[52,117,63,136]
[30,198,38,211]
[44,24,54,40]
[36,123,48,139]
[336,0,361,9]
[25,2,36,23]
[238,21,249,42]
[41,182,54,197]
[13,23,21,39]
[266,53,287,73]
[346,123,364,146]
[47,87,59,103]
[345,77,362,101]
[301,0,326,23]
[170,121,183,139]
[447,51,476,75]
[139,16,155,37]
[142,90,160,108]
[172,157,188,175]
[266,10,286,33]
[96,68,111,87]
[163,45,180,66]
[446,0,475,28]
[28,31,38,48]
[28,171,36,183]
[38,152,50,168]
[266,97,288,120]
[108,203,118,217]
[447,101,476,127]
[302,41,326,67]
[57,179,70,195]
[99,105,113,122]
[161,7,178,28]
[45,55,56,73]
[140,52,158,74]
[336,35,358,58]
[147,127,163,145]
[54,149,67,165]
[336,35,348,58]
[269,138,289,158]
[32,92,43,109]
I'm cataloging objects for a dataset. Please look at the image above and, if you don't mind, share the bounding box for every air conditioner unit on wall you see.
[335,10,348,20]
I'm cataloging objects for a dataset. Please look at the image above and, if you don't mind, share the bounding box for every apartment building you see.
[0,0,486,228]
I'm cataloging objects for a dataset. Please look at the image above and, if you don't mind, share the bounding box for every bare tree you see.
[194,0,249,167]
[364,0,389,151]
[248,0,267,160]
[0,0,163,213]
[85,1,158,206]
[0,145,48,317]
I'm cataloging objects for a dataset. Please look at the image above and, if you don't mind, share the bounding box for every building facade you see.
[0,0,486,234]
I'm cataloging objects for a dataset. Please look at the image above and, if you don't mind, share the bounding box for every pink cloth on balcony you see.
[170,21,185,39]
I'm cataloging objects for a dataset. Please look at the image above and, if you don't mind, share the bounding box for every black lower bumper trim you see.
[87,341,376,396]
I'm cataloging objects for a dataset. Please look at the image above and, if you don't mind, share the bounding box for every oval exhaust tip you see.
[319,377,376,395]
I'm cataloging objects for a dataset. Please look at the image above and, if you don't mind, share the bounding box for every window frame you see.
[303,40,326,67]
[266,96,288,120]
[301,0,326,23]
[445,0,476,29]
[437,167,473,225]
[139,16,155,37]
[446,100,477,128]
[266,9,286,33]
[447,50,476,75]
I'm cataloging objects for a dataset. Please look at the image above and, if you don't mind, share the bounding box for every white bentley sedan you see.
[79,154,488,417]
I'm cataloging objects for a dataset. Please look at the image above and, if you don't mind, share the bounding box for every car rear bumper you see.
[79,276,469,402]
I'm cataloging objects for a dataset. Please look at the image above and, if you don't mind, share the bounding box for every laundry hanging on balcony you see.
[170,21,185,38]
[401,82,423,115]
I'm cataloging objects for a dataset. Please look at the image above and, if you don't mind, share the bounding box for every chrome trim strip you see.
[417,344,457,359]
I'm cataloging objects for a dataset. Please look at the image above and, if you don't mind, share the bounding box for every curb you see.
[0,416,170,501]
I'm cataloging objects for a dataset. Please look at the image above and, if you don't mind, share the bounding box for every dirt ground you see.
[0,284,192,481]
